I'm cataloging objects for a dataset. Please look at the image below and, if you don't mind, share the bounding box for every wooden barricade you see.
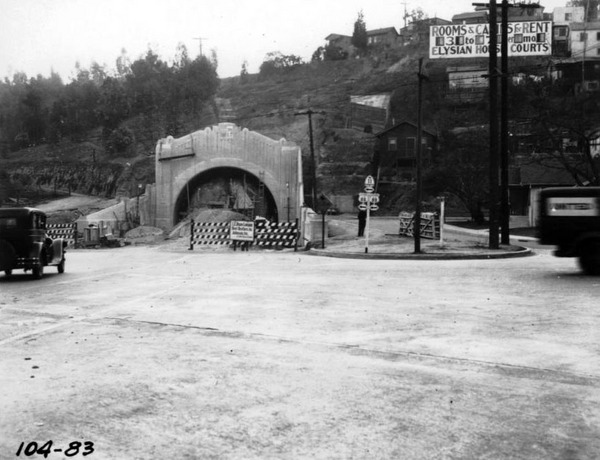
[189,221,231,249]
[188,219,299,251]
[46,223,78,247]
[254,220,298,250]
[398,212,440,239]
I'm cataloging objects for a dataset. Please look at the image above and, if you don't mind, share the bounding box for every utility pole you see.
[294,109,324,209]
[500,0,510,245]
[488,0,500,250]
[193,37,208,57]
[415,57,427,254]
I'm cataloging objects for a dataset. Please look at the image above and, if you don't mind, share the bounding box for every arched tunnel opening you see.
[174,167,278,224]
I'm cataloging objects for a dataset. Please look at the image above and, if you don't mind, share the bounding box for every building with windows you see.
[366,27,399,48]
[373,122,437,181]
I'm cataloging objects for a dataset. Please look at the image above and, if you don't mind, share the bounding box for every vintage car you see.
[0,207,67,279]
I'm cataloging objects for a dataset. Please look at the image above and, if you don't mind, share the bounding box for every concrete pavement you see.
[1,243,599,459]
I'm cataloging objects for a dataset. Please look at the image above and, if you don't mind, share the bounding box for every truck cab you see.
[0,207,66,279]
[537,187,600,275]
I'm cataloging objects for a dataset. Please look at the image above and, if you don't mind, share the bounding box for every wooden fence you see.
[398,212,440,239]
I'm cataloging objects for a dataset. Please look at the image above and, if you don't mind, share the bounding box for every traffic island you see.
[308,234,533,260]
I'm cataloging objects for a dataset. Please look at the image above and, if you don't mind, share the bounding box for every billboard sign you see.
[429,21,552,59]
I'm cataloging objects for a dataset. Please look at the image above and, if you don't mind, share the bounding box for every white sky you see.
[0,0,568,82]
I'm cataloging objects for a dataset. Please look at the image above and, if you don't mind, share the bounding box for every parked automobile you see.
[0,207,67,279]
[537,187,600,275]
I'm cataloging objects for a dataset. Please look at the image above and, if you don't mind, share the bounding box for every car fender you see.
[29,241,44,262]
[50,238,65,265]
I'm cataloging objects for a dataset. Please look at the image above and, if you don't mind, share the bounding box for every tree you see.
[425,128,490,223]
[259,52,305,77]
[240,60,249,83]
[351,11,368,54]
[513,77,600,185]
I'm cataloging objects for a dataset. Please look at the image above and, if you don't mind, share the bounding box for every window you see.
[597,32,600,41]
[565,13,572,21]
[581,32,588,41]
[388,137,398,151]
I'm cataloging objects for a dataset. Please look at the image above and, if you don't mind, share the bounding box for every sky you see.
[0,0,569,82]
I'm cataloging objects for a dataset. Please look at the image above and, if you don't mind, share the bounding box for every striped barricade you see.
[189,221,231,249]
[254,220,298,250]
[46,223,78,247]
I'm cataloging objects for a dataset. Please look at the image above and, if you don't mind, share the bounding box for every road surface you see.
[1,241,599,459]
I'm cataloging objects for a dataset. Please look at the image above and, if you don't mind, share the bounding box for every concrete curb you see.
[307,246,534,260]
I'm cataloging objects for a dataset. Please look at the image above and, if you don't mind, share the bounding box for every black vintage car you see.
[0,207,67,279]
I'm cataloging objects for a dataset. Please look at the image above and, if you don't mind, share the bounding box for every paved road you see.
[1,241,599,459]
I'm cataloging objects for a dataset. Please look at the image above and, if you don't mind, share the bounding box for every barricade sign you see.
[229,220,254,241]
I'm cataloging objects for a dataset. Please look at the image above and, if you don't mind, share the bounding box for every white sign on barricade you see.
[229,220,255,242]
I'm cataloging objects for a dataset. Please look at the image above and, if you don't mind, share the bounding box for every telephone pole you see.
[488,0,500,249]
[295,109,325,209]
[500,0,510,245]
[415,57,427,254]
[193,37,208,57]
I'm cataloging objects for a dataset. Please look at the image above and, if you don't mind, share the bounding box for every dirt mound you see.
[168,209,250,239]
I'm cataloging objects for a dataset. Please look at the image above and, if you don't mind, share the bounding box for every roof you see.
[325,33,351,40]
[0,207,44,217]
[367,27,398,36]
[570,22,600,31]
[375,121,436,138]
[452,11,487,22]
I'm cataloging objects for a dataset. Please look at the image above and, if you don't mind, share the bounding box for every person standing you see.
[357,209,367,237]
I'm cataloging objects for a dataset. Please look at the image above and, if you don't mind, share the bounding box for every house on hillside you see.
[367,27,399,48]
[349,94,391,133]
[399,18,451,45]
[325,33,353,57]
[570,22,600,61]
[373,121,437,182]
[452,5,545,24]
[552,6,585,57]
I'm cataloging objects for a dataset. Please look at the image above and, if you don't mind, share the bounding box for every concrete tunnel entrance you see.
[173,167,278,224]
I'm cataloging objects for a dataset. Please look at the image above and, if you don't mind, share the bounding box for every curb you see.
[307,246,534,260]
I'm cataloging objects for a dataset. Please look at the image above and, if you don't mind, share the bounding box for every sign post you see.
[358,175,380,254]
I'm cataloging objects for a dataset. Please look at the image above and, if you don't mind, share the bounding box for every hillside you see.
[0,43,433,214]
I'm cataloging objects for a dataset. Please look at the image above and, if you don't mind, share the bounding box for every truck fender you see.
[574,232,600,255]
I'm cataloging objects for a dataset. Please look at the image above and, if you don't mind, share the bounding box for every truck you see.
[537,187,600,275]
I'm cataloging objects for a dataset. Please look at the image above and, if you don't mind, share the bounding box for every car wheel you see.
[57,257,65,274]
[579,240,600,276]
[32,263,44,280]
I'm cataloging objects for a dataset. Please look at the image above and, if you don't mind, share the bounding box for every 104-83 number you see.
[16,440,94,457]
